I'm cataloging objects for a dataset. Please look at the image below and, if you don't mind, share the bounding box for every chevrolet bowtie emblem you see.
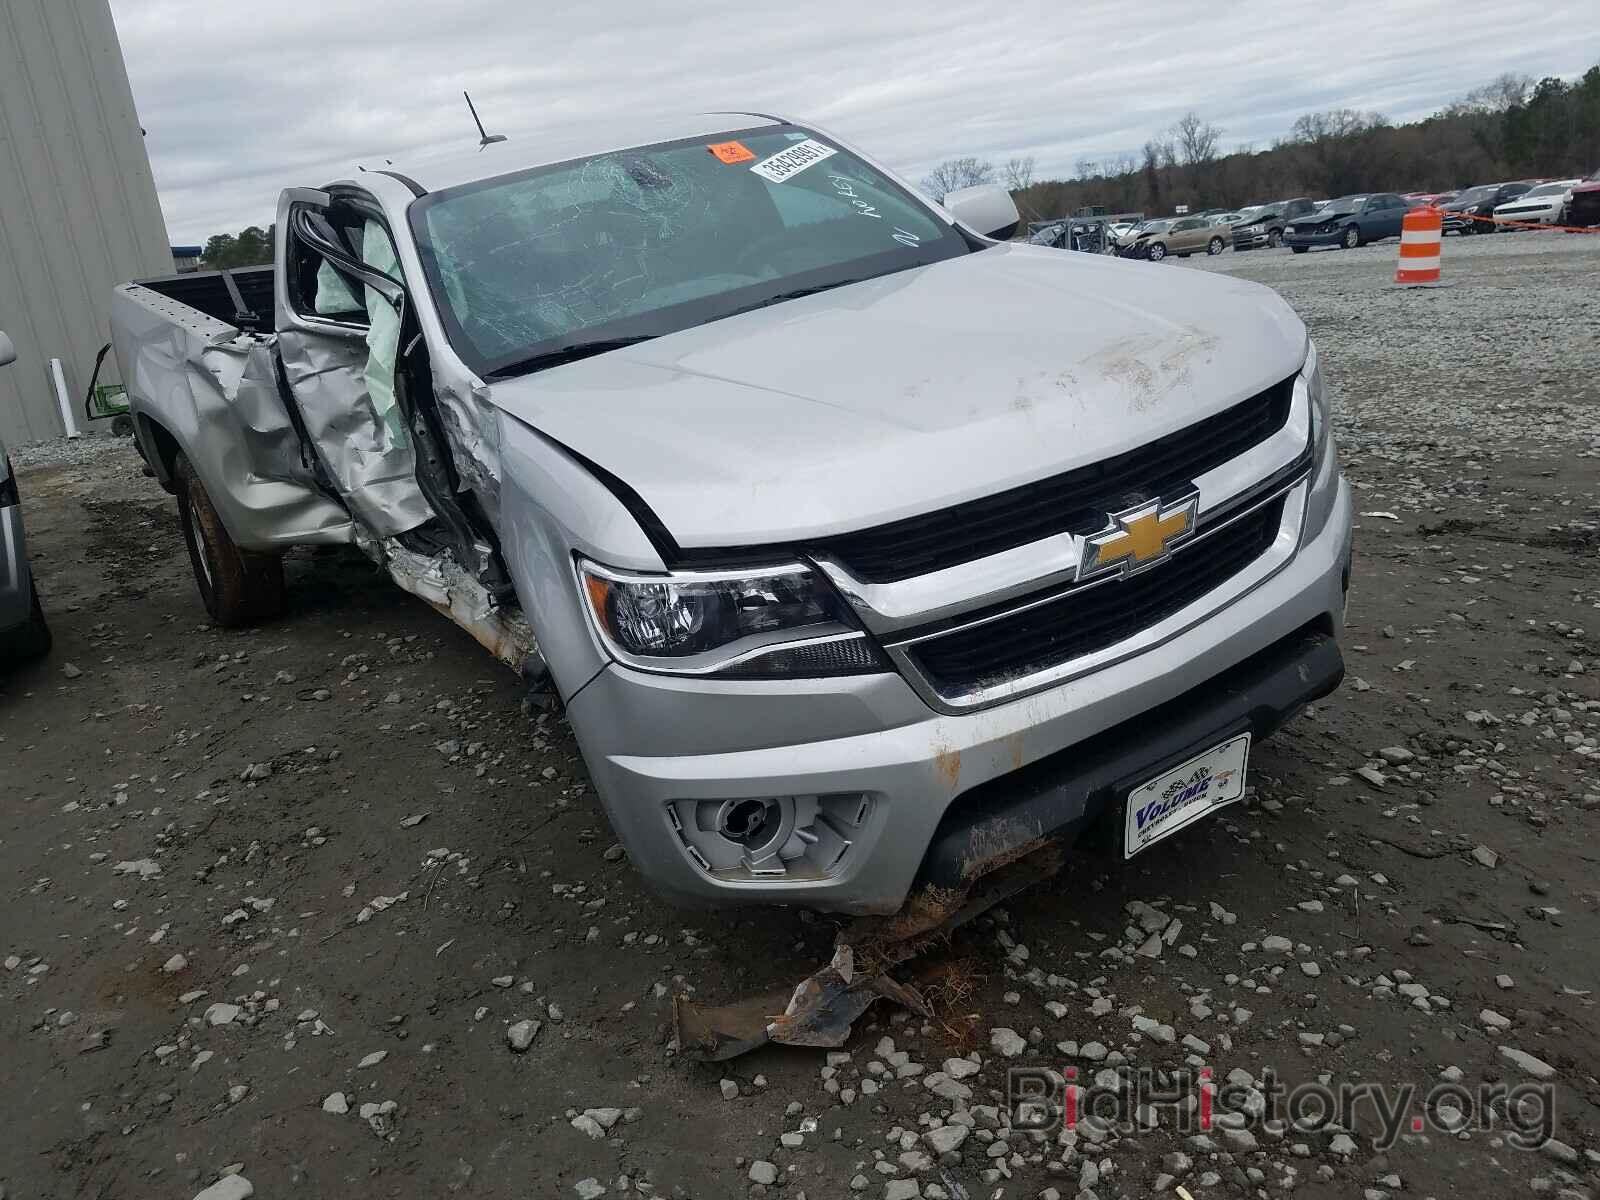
[1077,494,1199,582]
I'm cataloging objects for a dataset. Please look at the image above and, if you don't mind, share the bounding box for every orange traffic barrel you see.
[1396,206,1443,285]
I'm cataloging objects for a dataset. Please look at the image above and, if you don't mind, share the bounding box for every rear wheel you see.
[2,581,52,662]
[1146,242,1167,262]
[1342,225,1361,249]
[174,454,285,627]
[1291,246,1309,254]
[1207,236,1224,255]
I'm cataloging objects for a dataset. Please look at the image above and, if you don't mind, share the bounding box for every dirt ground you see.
[3,231,1598,1200]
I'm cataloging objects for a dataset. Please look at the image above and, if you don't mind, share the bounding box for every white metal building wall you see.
[0,0,170,445]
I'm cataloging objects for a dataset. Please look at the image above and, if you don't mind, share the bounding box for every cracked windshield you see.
[409,125,968,375]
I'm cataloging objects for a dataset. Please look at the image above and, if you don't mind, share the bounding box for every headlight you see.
[577,559,890,678]
[1304,340,1331,461]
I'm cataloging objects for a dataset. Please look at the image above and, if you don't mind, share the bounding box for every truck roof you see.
[369,111,784,195]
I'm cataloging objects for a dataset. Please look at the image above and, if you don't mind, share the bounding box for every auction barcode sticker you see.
[749,138,837,183]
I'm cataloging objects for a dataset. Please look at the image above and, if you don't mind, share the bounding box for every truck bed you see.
[133,265,275,332]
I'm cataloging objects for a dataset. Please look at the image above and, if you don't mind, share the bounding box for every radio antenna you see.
[463,91,507,148]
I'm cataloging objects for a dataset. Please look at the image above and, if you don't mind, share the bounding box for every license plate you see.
[1124,733,1251,858]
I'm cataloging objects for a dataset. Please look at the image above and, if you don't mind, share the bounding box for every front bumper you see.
[1493,206,1559,225]
[567,465,1354,913]
[1282,229,1343,249]
[0,503,36,633]
[1232,229,1272,250]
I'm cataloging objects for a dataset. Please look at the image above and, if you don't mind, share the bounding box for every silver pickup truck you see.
[112,113,1352,914]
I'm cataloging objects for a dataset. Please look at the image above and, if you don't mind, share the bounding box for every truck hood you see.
[484,243,1306,551]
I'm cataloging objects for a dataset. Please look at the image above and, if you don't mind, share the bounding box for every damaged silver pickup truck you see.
[113,113,1352,917]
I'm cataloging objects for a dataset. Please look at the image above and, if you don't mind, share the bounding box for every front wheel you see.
[1146,242,1167,262]
[1341,225,1361,249]
[1206,236,1224,255]
[1267,228,1283,248]
[174,453,285,627]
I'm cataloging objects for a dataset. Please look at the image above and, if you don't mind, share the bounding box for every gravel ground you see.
[3,233,1599,1200]
[7,431,134,471]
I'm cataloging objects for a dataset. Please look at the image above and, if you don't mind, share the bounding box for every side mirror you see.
[942,184,1021,241]
[0,331,14,368]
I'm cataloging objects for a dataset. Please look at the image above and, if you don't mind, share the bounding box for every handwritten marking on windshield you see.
[829,175,883,220]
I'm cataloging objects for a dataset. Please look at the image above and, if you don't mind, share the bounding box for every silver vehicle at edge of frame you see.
[0,329,54,663]
[109,112,1354,914]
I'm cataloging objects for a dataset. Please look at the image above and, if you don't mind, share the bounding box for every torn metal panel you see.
[384,542,541,675]
[427,370,502,528]
[277,326,433,538]
[674,841,1063,1062]
[108,284,351,549]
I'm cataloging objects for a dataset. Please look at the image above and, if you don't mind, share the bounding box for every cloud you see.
[109,0,1597,242]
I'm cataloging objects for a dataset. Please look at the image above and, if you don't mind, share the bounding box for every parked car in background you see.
[1117,215,1227,260]
[1027,221,1068,247]
[1231,197,1316,251]
[0,331,53,663]
[1441,182,1533,234]
[1569,167,1600,227]
[1493,179,1582,227]
[1403,191,1456,207]
[1283,194,1411,252]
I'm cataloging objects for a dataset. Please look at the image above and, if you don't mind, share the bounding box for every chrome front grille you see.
[815,368,1318,713]
[896,487,1295,706]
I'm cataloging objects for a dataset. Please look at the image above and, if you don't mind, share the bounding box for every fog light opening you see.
[718,798,777,847]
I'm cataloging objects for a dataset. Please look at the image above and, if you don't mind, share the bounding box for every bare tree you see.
[1173,111,1223,166]
[1003,155,1036,192]
[922,157,995,202]
[1446,72,1534,115]
[1141,140,1165,210]
[1289,108,1387,143]
[1287,108,1391,196]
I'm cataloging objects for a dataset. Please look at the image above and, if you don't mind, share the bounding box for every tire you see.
[1207,236,1224,255]
[1341,225,1361,249]
[2,580,52,662]
[1267,228,1283,248]
[1147,242,1167,262]
[1291,246,1309,254]
[174,453,285,627]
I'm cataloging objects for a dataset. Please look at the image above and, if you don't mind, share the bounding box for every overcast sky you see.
[110,0,1596,244]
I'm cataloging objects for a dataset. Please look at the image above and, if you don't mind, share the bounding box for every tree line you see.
[200,65,1598,262]
[199,225,274,271]
[923,63,1600,221]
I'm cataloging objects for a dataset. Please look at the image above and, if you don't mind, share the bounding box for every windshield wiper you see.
[486,335,659,380]
[725,278,868,318]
